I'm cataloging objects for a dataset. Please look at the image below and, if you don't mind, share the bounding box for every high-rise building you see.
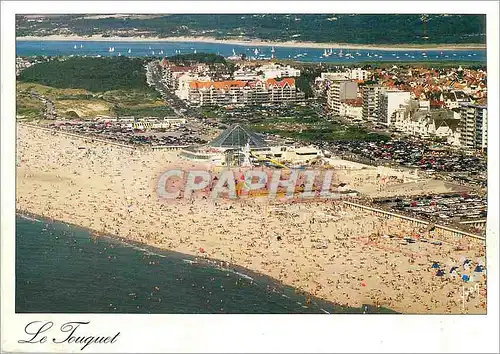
[327,80,358,115]
[362,85,382,122]
[378,90,411,126]
[459,103,488,150]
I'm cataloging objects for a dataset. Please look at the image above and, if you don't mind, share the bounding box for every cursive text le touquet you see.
[18,321,120,351]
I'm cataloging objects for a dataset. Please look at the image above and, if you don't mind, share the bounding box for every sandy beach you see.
[16,124,486,314]
[15,35,486,51]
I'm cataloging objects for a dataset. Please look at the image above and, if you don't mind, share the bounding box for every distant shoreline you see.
[16,35,487,51]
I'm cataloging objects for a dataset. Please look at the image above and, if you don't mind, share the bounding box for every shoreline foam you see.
[16,209,382,314]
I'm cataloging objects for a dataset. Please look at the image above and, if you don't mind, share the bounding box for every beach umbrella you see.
[461,274,470,282]
[431,262,440,269]
[449,266,459,277]
[436,269,445,276]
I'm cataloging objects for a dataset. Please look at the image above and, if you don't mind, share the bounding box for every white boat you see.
[74,45,77,49]
[227,49,240,60]
[149,46,152,50]
[160,50,164,55]
[118,52,121,56]
[128,49,131,54]
[152,50,155,55]
[254,48,259,56]
[271,46,275,53]
[80,44,83,48]
[338,49,343,57]
[194,49,197,54]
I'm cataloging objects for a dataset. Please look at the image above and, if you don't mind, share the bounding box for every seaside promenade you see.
[15,123,487,313]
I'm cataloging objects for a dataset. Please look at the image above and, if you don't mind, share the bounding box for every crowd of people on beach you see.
[16,124,487,314]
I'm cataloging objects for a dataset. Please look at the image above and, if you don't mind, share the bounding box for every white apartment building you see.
[459,103,488,150]
[321,72,350,81]
[378,90,411,126]
[175,73,212,100]
[187,78,304,107]
[339,102,363,121]
[256,63,301,79]
[362,85,382,122]
[233,68,260,81]
[326,81,358,115]
[350,68,370,81]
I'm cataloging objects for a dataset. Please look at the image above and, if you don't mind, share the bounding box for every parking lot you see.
[321,139,487,187]
[373,193,487,226]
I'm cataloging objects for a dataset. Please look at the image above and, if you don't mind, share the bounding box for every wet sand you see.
[16,124,486,314]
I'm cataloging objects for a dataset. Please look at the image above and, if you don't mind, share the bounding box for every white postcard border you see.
[2,1,499,353]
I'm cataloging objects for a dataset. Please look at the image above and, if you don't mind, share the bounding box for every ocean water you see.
[15,214,396,314]
[16,40,486,63]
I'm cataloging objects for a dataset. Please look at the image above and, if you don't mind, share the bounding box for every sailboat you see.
[109,47,115,53]
[128,48,131,54]
[254,48,259,56]
[227,48,240,60]
[194,49,197,54]
[80,44,83,48]
[152,50,155,55]
[74,45,77,49]
[159,50,164,55]
[338,49,343,57]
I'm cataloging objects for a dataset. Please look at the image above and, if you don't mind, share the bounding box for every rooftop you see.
[209,124,268,149]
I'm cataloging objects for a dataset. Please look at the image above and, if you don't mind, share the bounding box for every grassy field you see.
[16,82,173,119]
[16,92,45,120]
[16,57,174,120]
[218,106,389,142]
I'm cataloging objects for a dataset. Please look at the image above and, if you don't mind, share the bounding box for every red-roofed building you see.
[187,78,304,107]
